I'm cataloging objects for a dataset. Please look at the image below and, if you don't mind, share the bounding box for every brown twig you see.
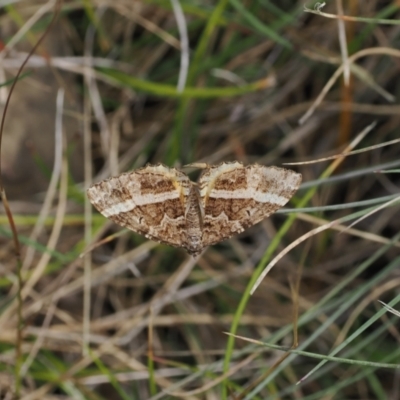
[0,0,63,396]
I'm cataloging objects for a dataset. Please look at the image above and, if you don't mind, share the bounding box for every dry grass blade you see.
[285,137,400,166]
[299,47,400,125]
[378,301,400,318]
[343,194,400,232]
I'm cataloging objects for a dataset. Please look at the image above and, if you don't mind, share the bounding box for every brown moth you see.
[87,162,301,256]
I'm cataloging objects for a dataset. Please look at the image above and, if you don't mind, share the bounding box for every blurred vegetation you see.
[1,0,400,399]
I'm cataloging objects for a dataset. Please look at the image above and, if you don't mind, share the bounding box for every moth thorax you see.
[184,187,203,250]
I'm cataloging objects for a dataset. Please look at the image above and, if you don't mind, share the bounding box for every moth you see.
[87,162,301,256]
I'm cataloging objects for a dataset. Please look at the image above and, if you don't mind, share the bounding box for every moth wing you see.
[87,164,192,248]
[198,162,301,247]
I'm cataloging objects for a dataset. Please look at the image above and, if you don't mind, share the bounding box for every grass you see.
[0,0,400,399]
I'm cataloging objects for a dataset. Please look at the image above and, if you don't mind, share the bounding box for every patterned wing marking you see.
[87,164,193,248]
[198,162,302,247]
